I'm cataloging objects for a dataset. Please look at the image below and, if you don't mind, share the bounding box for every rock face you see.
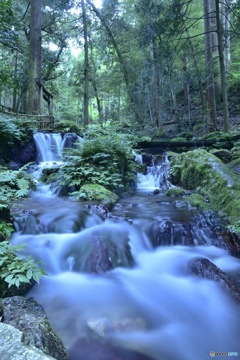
[2,296,69,360]
[146,218,194,247]
[190,257,240,303]
[0,322,56,360]
[69,338,154,360]
[10,141,37,168]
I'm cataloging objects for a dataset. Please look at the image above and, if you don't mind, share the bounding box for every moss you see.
[165,187,186,197]
[169,149,240,230]
[76,184,119,204]
[184,193,210,211]
[202,131,231,141]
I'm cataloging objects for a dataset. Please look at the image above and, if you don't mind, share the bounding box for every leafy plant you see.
[0,166,36,211]
[0,240,45,292]
[54,132,138,199]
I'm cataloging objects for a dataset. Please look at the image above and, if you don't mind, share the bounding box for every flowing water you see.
[10,134,240,360]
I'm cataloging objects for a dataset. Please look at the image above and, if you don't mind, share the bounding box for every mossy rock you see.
[202,131,231,142]
[169,149,240,230]
[184,193,210,211]
[209,148,232,163]
[77,184,119,204]
[165,187,186,197]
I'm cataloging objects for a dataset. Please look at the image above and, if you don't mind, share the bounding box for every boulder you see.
[190,257,240,303]
[209,148,232,163]
[169,149,240,230]
[2,296,69,360]
[69,337,153,360]
[146,218,194,247]
[0,322,56,360]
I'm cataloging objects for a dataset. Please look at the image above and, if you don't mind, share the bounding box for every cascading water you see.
[136,154,171,191]
[33,132,63,162]
[10,141,240,360]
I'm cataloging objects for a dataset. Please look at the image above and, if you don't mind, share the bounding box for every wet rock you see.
[69,338,154,360]
[213,230,240,259]
[8,161,20,170]
[62,133,80,148]
[0,322,56,360]
[190,257,240,303]
[210,148,232,163]
[84,235,133,274]
[146,218,194,247]
[85,238,114,274]
[2,296,69,360]
[10,141,37,167]
[142,154,152,166]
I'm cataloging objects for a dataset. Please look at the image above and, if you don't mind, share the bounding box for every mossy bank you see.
[169,149,240,233]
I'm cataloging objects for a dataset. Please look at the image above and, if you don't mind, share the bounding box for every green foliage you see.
[169,149,240,230]
[0,114,35,148]
[165,187,186,197]
[0,166,36,211]
[73,183,119,204]
[54,120,82,135]
[0,221,14,239]
[52,133,137,200]
[0,240,45,294]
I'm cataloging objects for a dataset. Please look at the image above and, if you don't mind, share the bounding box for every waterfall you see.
[137,154,171,191]
[34,132,62,162]
[33,132,83,163]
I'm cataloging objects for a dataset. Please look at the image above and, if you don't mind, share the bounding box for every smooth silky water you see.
[10,135,240,360]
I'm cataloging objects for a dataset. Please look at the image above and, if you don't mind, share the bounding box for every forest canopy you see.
[1,0,240,136]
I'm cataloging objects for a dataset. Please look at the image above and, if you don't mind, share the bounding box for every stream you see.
[10,133,240,360]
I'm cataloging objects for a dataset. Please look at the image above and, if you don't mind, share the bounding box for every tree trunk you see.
[215,0,230,132]
[27,0,42,115]
[203,0,218,130]
[86,0,142,125]
[81,0,89,128]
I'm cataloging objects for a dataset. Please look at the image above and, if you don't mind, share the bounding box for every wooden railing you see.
[0,105,54,132]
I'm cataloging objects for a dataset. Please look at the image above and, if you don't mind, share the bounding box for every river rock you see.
[146,218,194,247]
[10,141,37,167]
[0,322,56,360]
[209,148,232,163]
[190,257,240,303]
[213,230,240,258]
[2,296,69,360]
[69,337,154,360]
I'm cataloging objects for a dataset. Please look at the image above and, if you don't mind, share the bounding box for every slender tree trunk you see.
[215,0,230,132]
[12,51,18,112]
[203,0,218,130]
[221,0,231,72]
[152,42,161,128]
[82,0,89,128]
[86,0,142,125]
[27,0,42,115]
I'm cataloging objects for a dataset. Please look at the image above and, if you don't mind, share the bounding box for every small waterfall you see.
[34,132,62,162]
[34,132,83,163]
[137,154,171,191]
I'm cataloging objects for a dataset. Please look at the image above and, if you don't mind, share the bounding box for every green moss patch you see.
[169,149,240,230]
[72,183,119,205]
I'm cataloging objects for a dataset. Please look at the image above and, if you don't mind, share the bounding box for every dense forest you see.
[1,0,240,136]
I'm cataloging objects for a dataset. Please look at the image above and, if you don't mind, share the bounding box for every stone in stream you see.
[0,322,56,360]
[69,337,154,360]
[2,296,69,360]
[190,257,240,303]
[146,218,194,247]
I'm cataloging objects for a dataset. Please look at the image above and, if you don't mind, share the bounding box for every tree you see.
[81,0,89,127]
[215,0,230,132]
[203,0,218,130]
[27,0,42,115]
